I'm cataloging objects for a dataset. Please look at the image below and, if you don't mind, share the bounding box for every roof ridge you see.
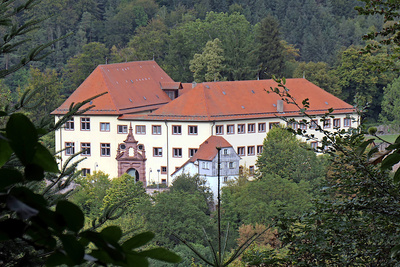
[99,67,120,113]
[201,83,212,120]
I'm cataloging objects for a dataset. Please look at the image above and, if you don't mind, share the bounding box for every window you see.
[258,123,266,133]
[223,149,229,155]
[311,142,318,149]
[299,122,307,130]
[269,122,279,129]
[323,119,331,129]
[224,177,228,183]
[202,162,210,169]
[65,142,75,155]
[161,166,167,174]
[229,162,235,169]
[188,125,198,135]
[216,125,223,135]
[257,145,263,155]
[189,148,198,157]
[333,118,341,128]
[81,143,91,156]
[248,123,255,133]
[227,125,234,134]
[135,125,146,134]
[237,124,245,134]
[152,125,161,135]
[153,147,163,157]
[249,166,255,175]
[172,125,182,135]
[344,118,351,127]
[81,168,90,177]
[81,117,90,131]
[237,147,245,156]
[65,118,74,130]
[162,179,167,185]
[101,143,110,156]
[247,146,255,156]
[118,125,127,134]
[173,148,182,157]
[100,122,110,132]
[287,121,298,129]
[310,120,318,129]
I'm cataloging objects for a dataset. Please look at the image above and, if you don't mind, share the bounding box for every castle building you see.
[52,60,356,185]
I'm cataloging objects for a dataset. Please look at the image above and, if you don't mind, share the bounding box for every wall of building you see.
[56,112,358,184]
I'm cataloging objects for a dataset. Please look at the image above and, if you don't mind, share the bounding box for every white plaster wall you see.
[55,112,358,185]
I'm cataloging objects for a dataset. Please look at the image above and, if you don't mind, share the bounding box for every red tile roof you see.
[172,136,233,176]
[121,78,355,121]
[52,61,174,115]
[190,136,233,162]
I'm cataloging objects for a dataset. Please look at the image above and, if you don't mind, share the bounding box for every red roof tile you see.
[172,136,233,176]
[52,61,174,115]
[121,78,354,121]
[190,136,233,162]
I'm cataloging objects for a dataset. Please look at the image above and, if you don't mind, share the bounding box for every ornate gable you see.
[116,124,147,186]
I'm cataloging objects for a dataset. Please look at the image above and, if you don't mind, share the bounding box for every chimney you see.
[277,100,284,113]
[192,81,197,88]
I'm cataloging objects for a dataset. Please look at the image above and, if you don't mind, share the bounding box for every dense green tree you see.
[138,190,214,248]
[64,42,109,92]
[334,46,395,121]
[71,171,112,218]
[253,15,285,79]
[189,38,225,82]
[127,18,169,61]
[256,126,328,186]
[17,67,64,124]
[292,61,341,96]
[166,11,255,82]
[380,75,400,131]
[170,173,213,206]
[221,174,313,229]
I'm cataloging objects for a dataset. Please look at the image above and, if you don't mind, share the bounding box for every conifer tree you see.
[254,15,285,79]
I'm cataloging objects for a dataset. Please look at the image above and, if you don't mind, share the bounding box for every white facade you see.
[55,113,356,185]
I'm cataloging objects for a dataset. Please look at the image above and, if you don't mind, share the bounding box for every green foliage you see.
[64,42,109,92]
[256,126,328,187]
[189,38,225,82]
[170,173,214,206]
[334,46,395,120]
[70,171,112,218]
[17,67,64,124]
[253,15,285,79]
[292,61,341,96]
[380,75,400,131]
[139,190,214,248]
[221,174,313,229]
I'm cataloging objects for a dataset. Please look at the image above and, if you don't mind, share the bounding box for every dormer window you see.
[160,82,183,100]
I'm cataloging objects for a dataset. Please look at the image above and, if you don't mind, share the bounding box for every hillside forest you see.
[3,0,400,125]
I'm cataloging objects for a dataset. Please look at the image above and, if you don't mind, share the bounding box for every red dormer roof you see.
[172,135,233,176]
[52,61,174,115]
[121,78,355,122]
[189,136,233,162]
